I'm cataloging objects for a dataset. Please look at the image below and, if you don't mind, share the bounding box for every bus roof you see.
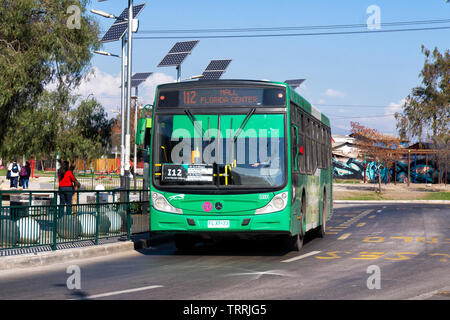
[155,79,330,127]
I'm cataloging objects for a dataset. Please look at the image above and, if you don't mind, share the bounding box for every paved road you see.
[0,203,449,300]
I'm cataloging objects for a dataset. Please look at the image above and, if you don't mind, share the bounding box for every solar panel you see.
[101,22,128,42]
[285,79,306,89]
[204,59,232,72]
[201,71,225,80]
[120,72,153,88]
[116,4,146,22]
[158,52,190,67]
[200,59,231,80]
[168,40,199,54]
[158,41,199,67]
[132,72,153,81]
[100,3,146,43]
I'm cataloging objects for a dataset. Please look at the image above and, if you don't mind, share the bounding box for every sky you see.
[79,0,450,137]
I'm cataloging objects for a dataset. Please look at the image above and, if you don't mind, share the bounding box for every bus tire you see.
[317,190,327,238]
[280,233,303,252]
[174,234,196,252]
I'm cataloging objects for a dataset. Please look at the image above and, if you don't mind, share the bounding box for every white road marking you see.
[377,210,382,213]
[338,233,351,240]
[281,251,321,263]
[69,285,164,300]
[408,289,443,300]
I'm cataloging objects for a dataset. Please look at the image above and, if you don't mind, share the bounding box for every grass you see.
[337,191,450,201]
[340,192,386,201]
[334,179,361,184]
[422,192,450,201]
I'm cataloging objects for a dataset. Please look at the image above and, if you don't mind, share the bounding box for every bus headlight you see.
[255,192,288,214]
[151,192,183,214]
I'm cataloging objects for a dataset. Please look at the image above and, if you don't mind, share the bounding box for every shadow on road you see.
[135,229,320,257]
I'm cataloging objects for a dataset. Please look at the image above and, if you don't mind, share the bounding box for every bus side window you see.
[298,112,305,174]
[291,125,298,172]
[318,125,323,169]
[305,117,311,174]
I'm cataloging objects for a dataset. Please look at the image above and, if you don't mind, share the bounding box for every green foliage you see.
[0,91,114,162]
[396,46,450,145]
[0,0,100,145]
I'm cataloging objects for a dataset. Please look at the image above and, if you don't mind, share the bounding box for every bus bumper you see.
[150,208,291,234]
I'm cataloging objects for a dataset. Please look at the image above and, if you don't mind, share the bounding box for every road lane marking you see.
[369,215,375,218]
[377,210,382,213]
[69,285,164,300]
[338,233,351,240]
[281,251,321,263]
[408,289,443,300]
[363,236,384,242]
[357,222,366,227]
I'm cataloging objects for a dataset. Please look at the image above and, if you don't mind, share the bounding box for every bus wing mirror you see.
[136,118,149,145]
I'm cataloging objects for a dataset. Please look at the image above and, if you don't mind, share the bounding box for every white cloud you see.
[139,73,176,106]
[385,98,406,116]
[325,89,346,98]
[69,68,175,116]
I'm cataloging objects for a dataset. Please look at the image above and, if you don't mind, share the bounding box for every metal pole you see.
[125,0,133,190]
[134,86,138,190]
[407,150,411,187]
[120,37,126,190]
[176,65,181,82]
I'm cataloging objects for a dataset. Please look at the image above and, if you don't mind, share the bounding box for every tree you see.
[395,46,450,145]
[71,97,115,152]
[0,0,100,146]
[351,122,401,193]
[0,91,114,162]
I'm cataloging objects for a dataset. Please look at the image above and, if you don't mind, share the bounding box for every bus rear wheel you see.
[317,191,327,238]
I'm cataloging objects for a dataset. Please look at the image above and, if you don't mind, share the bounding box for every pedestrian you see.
[8,160,20,189]
[20,161,31,189]
[57,160,79,217]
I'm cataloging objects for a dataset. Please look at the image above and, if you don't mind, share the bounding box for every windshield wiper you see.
[184,109,205,137]
[232,108,256,143]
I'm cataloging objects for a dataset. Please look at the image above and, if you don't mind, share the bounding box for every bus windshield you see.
[153,113,286,189]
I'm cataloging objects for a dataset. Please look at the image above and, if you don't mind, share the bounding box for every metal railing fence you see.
[0,189,149,251]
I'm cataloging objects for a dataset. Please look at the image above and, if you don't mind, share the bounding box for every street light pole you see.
[124,0,134,190]
[133,87,139,190]
[120,37,127,192]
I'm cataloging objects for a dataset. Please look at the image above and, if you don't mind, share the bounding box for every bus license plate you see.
[207,220,230,228]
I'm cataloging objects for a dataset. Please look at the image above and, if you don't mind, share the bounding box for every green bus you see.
[148,80,333,251]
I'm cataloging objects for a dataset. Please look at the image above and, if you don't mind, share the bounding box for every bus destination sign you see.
[180,88,264,107]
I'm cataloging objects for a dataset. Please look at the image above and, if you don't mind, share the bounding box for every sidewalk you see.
[333,182,449,201]
[0,233,173,271]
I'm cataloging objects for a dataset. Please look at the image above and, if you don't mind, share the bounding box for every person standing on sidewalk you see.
[8,160,20,189]
[58,161,77,217]
[20,161,31,189]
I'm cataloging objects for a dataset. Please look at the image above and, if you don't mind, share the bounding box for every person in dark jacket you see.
[19,161,31,189]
